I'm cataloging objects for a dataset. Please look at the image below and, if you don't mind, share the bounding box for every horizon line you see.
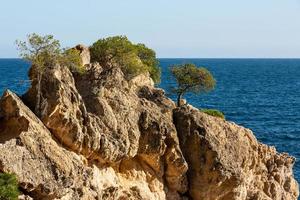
[2,57,300,60]
[158,57,300,59]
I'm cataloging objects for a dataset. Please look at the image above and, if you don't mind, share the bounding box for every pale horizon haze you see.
[1,0,300,58]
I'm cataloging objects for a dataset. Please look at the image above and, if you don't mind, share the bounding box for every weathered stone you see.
[17,60,188,198]
[0,90,186,200]
[173,105,299,200]
[75,44,90,66]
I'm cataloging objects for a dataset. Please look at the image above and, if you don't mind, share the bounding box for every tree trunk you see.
[177,92,183,107]
[35,72,42,117]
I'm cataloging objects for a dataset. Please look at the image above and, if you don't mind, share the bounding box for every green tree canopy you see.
[170,63,216,106]
[16,33,61,71]
[90,36,160,83]
[0,173,19,200]
[16,33,82,73]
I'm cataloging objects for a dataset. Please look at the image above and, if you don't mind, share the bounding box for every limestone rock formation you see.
[0,46,298,200]
[173,105,299,200]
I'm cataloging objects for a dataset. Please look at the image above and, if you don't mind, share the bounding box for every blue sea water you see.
[0,59,31,95]
[1,58,300,183]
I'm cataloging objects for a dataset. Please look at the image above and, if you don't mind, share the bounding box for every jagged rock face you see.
[19,59,188,199]
[0,91,183,199]
[173,105,299,200]
[0,47,298,200]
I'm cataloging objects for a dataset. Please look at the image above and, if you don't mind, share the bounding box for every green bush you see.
[0,173,19,200]
[201,109,225,119]
[16,33,83,74]
[60,48,85,74]
[135,43,161,83]
[90,36,160,83]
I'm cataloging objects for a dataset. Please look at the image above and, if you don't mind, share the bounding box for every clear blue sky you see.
[1,0,300,58]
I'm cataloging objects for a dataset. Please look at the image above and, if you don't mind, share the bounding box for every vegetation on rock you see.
[90,36,160,83]
[16,33,83,116]
[16,33,82,73]
[201,109,225,119]
[0,173,19,200]
[61,48,85,74]
[170,63,216,106]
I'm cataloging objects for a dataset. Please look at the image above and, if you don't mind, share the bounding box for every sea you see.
[1,58,300,183]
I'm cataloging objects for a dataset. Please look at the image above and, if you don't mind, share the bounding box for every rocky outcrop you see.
[0,47,298,200]
[173,105,299,200]
[0,90,184,199]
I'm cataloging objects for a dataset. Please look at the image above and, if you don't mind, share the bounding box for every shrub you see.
[16,33,83,73]
[60,48,84,74]
[0,173,19,200]
[90,36,160,83]
[135,43,161,83]
[201,109,225,119]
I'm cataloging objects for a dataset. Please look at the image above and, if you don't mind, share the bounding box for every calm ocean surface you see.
[1,58,300,182]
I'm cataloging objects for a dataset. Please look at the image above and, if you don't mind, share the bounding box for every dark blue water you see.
[1,58,300,183]
[0,59,31,95]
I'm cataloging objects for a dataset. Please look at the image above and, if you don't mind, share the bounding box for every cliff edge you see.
[0,47,298,200]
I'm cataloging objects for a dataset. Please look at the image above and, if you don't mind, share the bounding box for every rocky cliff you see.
[0,47,298,200]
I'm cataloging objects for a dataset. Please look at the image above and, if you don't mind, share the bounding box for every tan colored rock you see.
[20,62,188,198]
[129,72,154,91]
[173,105,299,200]
[0,90,186,200]
[0,90,94,199]
[18,195,33,200]
[75,44,90,66]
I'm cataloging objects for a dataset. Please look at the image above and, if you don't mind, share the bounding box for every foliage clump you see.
[61,48,85,74]
[201,109,225,119]
[170,63,216,106]
[16,33,83,73]
[0,173,19,200]
[90,36,160,83]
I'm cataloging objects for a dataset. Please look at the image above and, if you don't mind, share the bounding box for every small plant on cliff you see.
[0,173,19,200]
[201,109,225,119]
[16,33,82,72]
[16,33,82,115]
[170,63,216,107]
[60,48,84,74]
[16,33,61,71]
[90,36,160,83]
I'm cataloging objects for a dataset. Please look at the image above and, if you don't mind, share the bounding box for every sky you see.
[1,0,300,58]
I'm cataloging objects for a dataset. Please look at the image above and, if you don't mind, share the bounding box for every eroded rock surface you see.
[0,90,185,200]
[173,105,299,200]
[0,47,298,200]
